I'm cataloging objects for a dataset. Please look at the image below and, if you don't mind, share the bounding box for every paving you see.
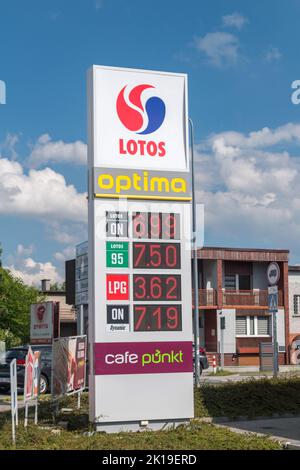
[216,416,300,449]
[200,366,300,385]
[200,371,270,385]
[0,392,24,412]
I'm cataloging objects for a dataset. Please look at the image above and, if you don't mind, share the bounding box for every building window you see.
[257,316,270,335]
[225,274,252,291]
[294,295,300,315]
[236,316,271,337]
[239,275,251,290]
[225,275,236,290]
[249,316,255,335]
[236,317,247,335]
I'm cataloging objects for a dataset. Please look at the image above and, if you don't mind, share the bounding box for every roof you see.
[199,246,289,254]
[289,265,300,272]
[39,291,66,296]
[198,246,289,262]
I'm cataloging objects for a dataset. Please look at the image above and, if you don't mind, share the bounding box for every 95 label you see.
[106,241,129,268]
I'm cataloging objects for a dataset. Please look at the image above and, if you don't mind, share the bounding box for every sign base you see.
[95,418,190,434]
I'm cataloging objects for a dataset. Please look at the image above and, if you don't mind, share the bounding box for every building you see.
[40,279,77,337]
[197,247,290,366]
[288,266,300,364]
[63,243,294,367]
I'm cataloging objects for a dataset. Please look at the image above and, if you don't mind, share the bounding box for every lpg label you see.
[106,274,129,301]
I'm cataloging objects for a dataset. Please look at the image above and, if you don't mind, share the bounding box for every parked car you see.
[0,345,52,394]
[193,345,209,375]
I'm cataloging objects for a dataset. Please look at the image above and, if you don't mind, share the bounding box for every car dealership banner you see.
[88,65,193,431]
[52,336,87,398]
[24,347,41,402]
[30,302,60,345]
[24,347,41,427]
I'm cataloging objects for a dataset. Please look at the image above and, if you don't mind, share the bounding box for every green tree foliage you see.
[50,282,66,292]
[0,246,42,346]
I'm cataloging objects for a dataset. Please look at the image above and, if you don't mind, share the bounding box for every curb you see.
[285,440,300,450]
[194,413,300,423]
[197,416,300,450]
[213,423,288,448]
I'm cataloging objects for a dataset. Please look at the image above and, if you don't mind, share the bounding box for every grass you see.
[2,376,300,450]
[0,394,282,450]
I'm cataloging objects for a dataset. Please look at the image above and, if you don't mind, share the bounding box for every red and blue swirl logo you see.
[116,84,166,135]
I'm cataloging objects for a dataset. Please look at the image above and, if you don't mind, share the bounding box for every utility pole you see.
[189,118,200,387]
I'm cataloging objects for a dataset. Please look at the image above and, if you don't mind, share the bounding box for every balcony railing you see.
[196,289,283,308]
[198,289,217,307]
[223,289,283,307]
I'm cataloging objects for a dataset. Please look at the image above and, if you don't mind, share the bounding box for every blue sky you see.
[1,0,300,283]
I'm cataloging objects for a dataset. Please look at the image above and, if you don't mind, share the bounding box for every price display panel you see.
[133,274,181,301]
[132,212,180,240]
[134,305,182,332]
[133,242,181,269]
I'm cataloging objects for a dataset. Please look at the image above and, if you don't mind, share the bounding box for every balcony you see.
[197,289,217,308]
[195,289,283,308]
[223,289,283,307]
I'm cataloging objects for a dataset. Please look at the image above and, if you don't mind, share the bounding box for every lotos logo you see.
[116,84,166,135]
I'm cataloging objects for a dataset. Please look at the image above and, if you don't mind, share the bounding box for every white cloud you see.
[207,123,300,150]
[0,133,20,160]
[222,13,248,30]
[16,244,35,257]
[0,156,87,222]
[195,122,300,259]
[48,221,87,246]
[194,32,240,67]
[264,46,282,62]
[6,244,63,287]
[28,134,87,168]
[54,246,76,263]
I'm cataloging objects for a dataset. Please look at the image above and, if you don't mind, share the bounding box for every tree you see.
[50,282,66,292]
[0,253,43,346]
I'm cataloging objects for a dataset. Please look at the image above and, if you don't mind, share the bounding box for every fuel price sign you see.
[88,65,193,433]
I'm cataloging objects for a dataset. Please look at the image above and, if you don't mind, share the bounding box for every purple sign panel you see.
[94,341,193,375]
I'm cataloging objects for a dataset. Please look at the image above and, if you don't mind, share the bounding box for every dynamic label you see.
[94,341,193,375]
[106,305,130,333]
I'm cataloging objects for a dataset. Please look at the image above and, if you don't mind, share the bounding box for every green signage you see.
[106,242,129,268]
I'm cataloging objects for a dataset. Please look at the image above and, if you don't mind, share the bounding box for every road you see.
[217,416,300,448]
[0,391,25,413]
